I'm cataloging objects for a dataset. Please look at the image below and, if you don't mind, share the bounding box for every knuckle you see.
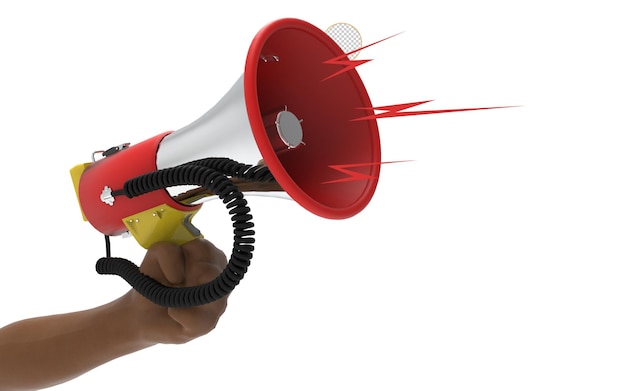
[170,300,227,342]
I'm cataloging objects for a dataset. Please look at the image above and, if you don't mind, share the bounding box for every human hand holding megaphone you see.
[0,237,229,390]
[129,238,229,344]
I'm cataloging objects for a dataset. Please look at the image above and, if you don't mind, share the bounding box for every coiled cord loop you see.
[96,158,273,308]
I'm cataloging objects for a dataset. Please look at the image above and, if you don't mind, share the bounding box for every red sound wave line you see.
[352,101,516,121]
[322,160,412,184]
[322,33,403,82]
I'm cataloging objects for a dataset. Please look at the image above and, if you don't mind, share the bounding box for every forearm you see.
[0,292,153,391]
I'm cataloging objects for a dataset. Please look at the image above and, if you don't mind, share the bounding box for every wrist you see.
[104,291,157,350]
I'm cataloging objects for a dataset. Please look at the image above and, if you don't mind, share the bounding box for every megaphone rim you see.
[243,18,381,219]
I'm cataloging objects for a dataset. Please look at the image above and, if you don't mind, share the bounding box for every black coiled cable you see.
[95,158,275,308]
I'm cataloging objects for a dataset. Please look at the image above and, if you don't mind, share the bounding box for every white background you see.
[0,1,624,390]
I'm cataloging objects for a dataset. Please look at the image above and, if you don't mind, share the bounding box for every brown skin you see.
[0,238,228,391]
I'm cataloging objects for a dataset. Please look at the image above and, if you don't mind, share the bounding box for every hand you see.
[124,238,229,345]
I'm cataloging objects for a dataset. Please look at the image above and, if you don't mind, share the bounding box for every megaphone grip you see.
[96,159,269,307]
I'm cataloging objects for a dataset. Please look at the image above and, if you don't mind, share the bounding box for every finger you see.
[183,260,224,288]
[182,238,228,271]
[171,251,228,332]
[143,242,186,286]
[168,297,228,340]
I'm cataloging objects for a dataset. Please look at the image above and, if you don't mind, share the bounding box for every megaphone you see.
[70,18,381,307]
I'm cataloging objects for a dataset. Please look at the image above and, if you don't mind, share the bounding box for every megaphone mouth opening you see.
[243,18,381,220]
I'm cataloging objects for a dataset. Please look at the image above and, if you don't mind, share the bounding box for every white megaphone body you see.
[71,18,381,251]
